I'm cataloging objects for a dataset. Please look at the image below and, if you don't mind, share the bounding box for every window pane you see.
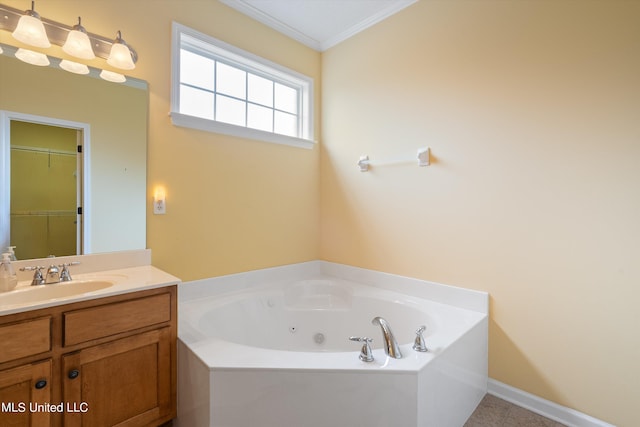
[248,74,273,107]
[180,85,214,119]
[180,50,214,90]
[247,104,273,133]
[174,26,313,145]
[216,62,246,99]
[274,111,298,138]
[216,94,246,126]
[275,83,298,114]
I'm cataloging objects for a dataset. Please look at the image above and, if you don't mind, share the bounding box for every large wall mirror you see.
[0,43,148,260]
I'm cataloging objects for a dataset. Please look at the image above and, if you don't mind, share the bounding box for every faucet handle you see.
[349,336,374,362]
[59,261,80,267]
[20,266,46,286]
[20,265,45,271]
[58,262,80,282]
[413,325,428,352]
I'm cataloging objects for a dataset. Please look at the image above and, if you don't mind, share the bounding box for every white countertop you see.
[0,264,181,316]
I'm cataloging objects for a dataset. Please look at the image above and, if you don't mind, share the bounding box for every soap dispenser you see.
[0,252,18,292]
[6,246,17,261]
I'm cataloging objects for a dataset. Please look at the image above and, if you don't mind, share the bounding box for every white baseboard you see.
[488,379,616,427]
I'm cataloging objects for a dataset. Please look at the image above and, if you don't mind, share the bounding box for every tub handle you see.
[413,326,428,352]
[349,336,374,362]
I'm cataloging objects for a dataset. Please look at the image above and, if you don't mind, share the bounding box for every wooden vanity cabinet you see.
[0,286,177,427]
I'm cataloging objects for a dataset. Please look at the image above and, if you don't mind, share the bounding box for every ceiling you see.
[219,0,417,51]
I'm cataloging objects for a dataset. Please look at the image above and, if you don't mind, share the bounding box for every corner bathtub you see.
[177,262,488,427]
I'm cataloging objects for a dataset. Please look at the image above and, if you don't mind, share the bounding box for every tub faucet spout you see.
[371,316,402,359]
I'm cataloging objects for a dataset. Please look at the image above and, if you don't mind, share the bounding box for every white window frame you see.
[170,22,315,149]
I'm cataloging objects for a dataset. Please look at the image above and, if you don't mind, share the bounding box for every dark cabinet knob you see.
[35,379,47,389]
[68,369,80,380]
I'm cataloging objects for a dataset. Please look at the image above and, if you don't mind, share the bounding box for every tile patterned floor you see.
[465,394,567,427]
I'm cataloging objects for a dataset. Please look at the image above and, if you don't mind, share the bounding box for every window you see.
[171,23,314,149]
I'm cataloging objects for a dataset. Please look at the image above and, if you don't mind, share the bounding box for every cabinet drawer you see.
[0,317,51,364]
[63,293,171,347]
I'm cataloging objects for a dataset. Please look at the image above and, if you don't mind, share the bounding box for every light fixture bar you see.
[0,3,137,64]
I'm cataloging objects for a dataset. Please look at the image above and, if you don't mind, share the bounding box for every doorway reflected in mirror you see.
[10,121,81,259]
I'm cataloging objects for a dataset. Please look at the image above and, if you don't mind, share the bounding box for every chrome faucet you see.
[371,316,402,359]
[45,265,60,284]
[20,262,80,285]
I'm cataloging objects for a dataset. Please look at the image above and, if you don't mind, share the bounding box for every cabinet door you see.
[0,359,52,427]
[62,328,172,427]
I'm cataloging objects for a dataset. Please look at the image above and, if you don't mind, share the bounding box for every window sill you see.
[170,112,315,150]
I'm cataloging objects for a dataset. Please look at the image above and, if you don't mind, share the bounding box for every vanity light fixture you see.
[107,31,135,70]
[0,2,139,74]
[62,17,95,60]
[14,47,49,66]
[59,59,89,75]
[11,1,50,48]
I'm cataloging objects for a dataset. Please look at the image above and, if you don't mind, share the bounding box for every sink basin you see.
[0,280,114,307]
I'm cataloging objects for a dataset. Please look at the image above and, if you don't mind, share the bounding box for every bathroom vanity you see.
[0,250,180,427]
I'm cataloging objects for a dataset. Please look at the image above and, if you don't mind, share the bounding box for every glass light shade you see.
[15,48,49,66]
[107,42,135,70]
[63,28,95,60]
[60,59,90,75]
[100,69,126,83]
[12,14,50,48]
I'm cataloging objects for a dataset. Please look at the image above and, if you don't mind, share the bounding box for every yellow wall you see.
[321,1,639,426]
[1,0,322,279]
